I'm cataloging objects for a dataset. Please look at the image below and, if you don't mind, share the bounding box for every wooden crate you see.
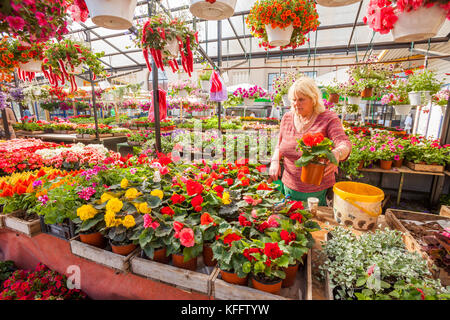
[211,249,312,300]
[406,161,444,173]
[385,208,450,286]
[130,253,217,295]
[0,214,4,228]
[440,205,450,218]
[4,215,41,237]
[70,236,138,272]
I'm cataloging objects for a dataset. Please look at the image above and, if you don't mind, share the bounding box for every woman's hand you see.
[324,149,341,177]
[269,160,281,182]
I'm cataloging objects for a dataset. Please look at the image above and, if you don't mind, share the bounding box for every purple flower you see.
[32,180,43,188]
[78,187,96,201]
[38,195,49,206]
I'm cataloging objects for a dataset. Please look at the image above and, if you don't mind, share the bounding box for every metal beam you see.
[411,48,450,62]
[227,18,247,56]
[347,1,364,54]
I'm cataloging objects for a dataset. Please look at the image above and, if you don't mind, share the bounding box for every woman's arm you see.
[326,115,352,163]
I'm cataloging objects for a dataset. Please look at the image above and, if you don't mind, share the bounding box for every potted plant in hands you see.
[295,132,338,186]
[241,240,290,295]
[212,229,250,285]
[246,0,320,49]
[407,69,443,106]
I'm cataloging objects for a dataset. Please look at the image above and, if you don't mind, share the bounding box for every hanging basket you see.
[347,95,362,105]
[328,93,340,104]
[162,38,179,59]
[409,91,431,106]
[392,5,446,43]
[393,104,412,116]
[265,24,294,47]
[361,87,373,98]
[18,60,42,73]
[282,94,290,107]
[200,80,211,92]
[189,0,237,21]
[85,0,137,30]
[316,0,361,7]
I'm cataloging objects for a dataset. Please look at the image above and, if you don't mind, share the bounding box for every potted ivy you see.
[246,0,319,49]
[407,69,442,106]
[295,132,338,186]
[364,0,449,42]
[189,0,237,21]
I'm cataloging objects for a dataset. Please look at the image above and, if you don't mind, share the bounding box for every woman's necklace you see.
[294,112,315,133]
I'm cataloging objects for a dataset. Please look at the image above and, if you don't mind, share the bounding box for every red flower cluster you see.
[243,248,262,262]
[161,206,175,217]
[264,242,284,260]
[191,195,204,212]
[186,179,204,196]
[223,233,242,247]
[239,214,252,227]
[200,212,215,226]
[280,230,296,244]
[171,194,186,204]
[302,132,325,147]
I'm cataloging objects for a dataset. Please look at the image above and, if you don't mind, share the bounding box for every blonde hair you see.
[288,77,326,114]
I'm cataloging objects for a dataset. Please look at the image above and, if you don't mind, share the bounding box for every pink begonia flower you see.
[251,209,258,218]
[35,12,47,26]
[6,16,26,31]
[143,214,159,230]
[179,228,195,247]
[267,215,280,228]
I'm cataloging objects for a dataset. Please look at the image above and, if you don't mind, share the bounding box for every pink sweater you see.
[277,110,352,193]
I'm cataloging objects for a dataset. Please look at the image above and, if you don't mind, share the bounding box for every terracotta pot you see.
[251,276,282,295]
[380,160,393,170]
[282,263,299,288]
[111,243,137,256]
[172,253,197,271]
[220,269,248,286]
[79,231,106,248]
[361,87,373,98]
[301,162,326,186]
[393,158,403,168]
[152,247,171,264]
[202,243,216,267]
[328,93,340,104]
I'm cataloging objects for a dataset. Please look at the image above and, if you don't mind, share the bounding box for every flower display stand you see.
[189,0,237,21]
[211,250,312,300]
[392,5,446,42]
[385,209,450,286]
[316,0,361,7]
[84,0,137,30]
[70,236,139,272]
[406,161,444,173]
[39,216,76,241]
[3,213,41,237]
[130,252,218,295]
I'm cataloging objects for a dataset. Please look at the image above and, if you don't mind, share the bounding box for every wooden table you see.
[359,165,446,206]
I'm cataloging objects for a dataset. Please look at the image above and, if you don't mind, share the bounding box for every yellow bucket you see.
[332,182,384,231]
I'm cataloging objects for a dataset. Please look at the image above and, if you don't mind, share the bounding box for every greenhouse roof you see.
[63,0,450,73]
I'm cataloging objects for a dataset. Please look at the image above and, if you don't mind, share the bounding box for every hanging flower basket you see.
[361,87,373,98]
[162,38,179,59]
[265,24,294,47]
[316,0,361,7]
[392,5,446,43]
[18,60,43,73]
[189,0,237,21]
[393,104,412,116]
[328,93,340,104]
[200,80,211,92]
[409,91,430,106]
[84,0,138,30]
[347,95,362,105]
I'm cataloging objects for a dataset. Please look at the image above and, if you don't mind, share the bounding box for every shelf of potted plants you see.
[246,0,320,49]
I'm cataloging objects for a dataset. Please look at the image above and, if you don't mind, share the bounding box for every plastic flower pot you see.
[85,0,137,30]
[379,160,393,170]
[392,5,446,43]
[110,242,137,256]
[189,0,237,21]
[152,247,171,264]
[172,253,197,271]
[347,95,362,105]
[393,158,403,168]
[79,231,106,248]
[301,162,326,186]
[243,98,255,106]
[220,269,248,286]
[265,24,294,47]
[393,104,412,116]
[361,87,373,98]
[200,80,211,92]
[328,93,340,104]
[316,0,361,7]
[18,60,42,73]
[282,94,290,107]
[202,243,216,267]
[282,263,299,288]
[251,275,282,295]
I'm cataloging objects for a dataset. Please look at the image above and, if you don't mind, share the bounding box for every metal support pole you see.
[397,173,404,206]
[86,30,100,141]
[217,20,222,132]
[152,63,161,153]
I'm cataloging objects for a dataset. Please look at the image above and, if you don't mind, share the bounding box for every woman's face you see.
[291,92,314,118]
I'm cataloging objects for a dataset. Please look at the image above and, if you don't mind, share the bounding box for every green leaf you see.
[254,261,265,274]
[356,276,367,287]
[242,262,251,274]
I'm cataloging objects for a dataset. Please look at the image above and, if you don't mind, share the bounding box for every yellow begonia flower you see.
[150,189,164,200]
[120,178,128,189]
[77,205,98,221]
[139,202,151,214]
[222,192,231,205]
[104,210,117,228]
[122,215,136,229]
[106,198,123,213]
[101,193,114,204]
[125,188,142,200]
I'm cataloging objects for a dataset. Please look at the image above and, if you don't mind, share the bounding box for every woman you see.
[269,77,352,206]
[1,105,17,139]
